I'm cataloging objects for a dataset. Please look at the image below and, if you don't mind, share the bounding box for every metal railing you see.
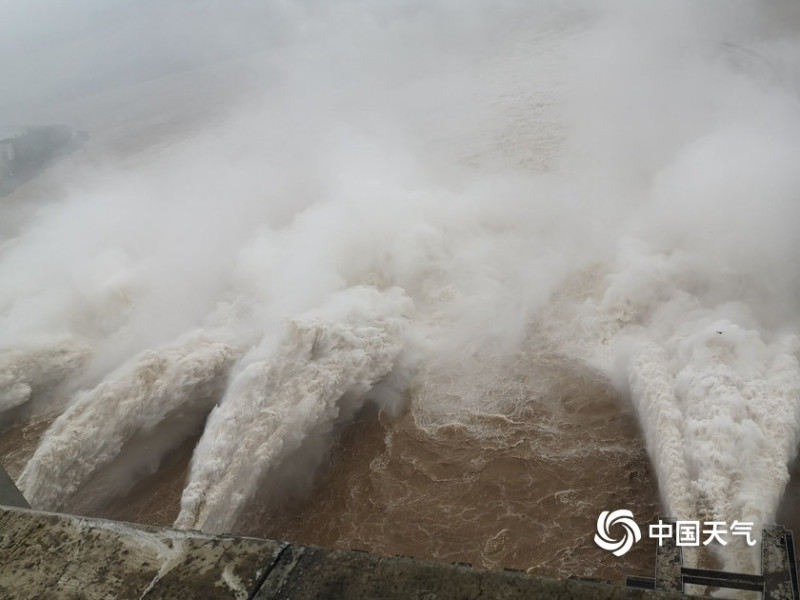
[626,518,799,600]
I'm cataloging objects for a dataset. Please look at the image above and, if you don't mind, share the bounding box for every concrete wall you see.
[0,465,28,509]
[0,505,695,600]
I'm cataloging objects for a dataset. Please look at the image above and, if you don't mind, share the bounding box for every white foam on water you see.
[18,332,241,510]
[175,286,411,532]
[1,1,799,577]
[0,338,91,412]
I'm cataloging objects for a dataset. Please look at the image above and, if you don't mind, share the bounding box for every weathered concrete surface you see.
[655,518,683,593]
[255,543,689,600]
[763,525,799,600]
[0,464,28,509]
[0,506,696,600]
[0,507,283,600]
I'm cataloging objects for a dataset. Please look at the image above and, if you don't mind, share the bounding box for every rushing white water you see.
[176,286,410,532]
[616,296,800,572]
[0,338,91,412]
[2,0,800,577]
[18,332,242,511]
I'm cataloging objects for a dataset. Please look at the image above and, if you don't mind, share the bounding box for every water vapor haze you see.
[2,0,800,577]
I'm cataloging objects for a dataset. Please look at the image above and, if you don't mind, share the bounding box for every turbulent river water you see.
[2,0,800,588]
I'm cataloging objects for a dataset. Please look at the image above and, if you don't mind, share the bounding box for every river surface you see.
[2,1,800,589]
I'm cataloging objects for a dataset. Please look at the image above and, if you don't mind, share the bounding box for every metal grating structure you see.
[627,517,799,599]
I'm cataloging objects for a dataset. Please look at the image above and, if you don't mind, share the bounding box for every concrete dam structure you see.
[0,504,691,600]
[3,4,800,599]
[0,467,798,600]
[0,464,687,600]
[2,463,799,599]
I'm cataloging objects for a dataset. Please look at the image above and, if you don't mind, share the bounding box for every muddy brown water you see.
[0,353,669,583]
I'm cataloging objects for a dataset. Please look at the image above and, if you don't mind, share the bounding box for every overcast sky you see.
[0,0,298,120]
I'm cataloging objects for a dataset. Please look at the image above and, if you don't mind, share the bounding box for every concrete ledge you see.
[0,506,692,600]
[0,507,283,600]
[0,466,28,509]
[255,543,684,600]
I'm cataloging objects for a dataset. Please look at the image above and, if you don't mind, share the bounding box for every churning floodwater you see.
[2,0,800,587]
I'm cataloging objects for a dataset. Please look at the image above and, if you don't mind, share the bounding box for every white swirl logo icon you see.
[594,510,642,556]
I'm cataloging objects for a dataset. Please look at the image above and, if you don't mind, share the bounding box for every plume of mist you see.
[18,332,241,511]
[0,338,91,413]
[1,0,800,575]
[176,286,411,532]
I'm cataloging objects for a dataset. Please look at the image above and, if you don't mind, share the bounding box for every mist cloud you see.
[2,0,799,573]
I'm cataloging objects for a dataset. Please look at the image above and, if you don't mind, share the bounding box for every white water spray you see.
[0,338,91,412]
[1,0,799,577]
[19,333,241,510]
[176,286,410,532]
